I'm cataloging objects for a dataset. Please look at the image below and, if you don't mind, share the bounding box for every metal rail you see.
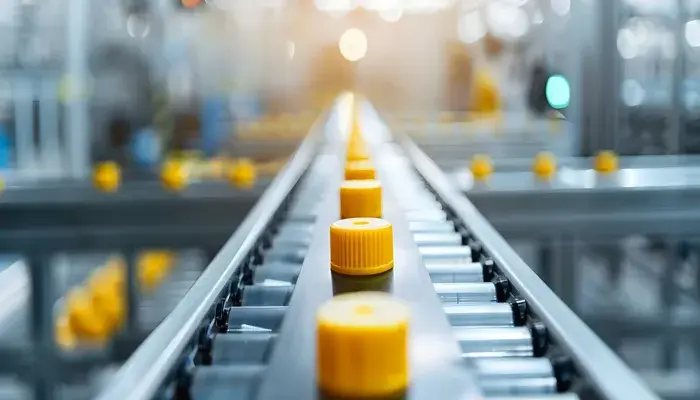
[95,121,322,400]
[401,135,661,400]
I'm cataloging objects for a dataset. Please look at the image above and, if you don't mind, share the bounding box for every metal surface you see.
[450,165,700,237]
[402,136,660,400]
[95,122,321,400]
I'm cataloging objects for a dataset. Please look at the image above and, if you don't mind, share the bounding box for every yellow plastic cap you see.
[330,218,394,276]
[138,251,173,292]
[88,275,125,332]
[470,154,493,180]
[227,158,258,189]
[345,160,376,180]
[346,140,370,161]
[532,152,557,179]
[316,292,409,397]
[340,180,382,219]
[93,161,121,193]
[594,150,618,174]
[161,161,189,191]
[66,288,110,343]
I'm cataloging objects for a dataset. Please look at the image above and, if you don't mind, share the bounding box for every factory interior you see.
[2,0,700,399]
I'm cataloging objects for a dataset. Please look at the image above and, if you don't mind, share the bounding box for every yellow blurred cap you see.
[470,154,493,181]
[346,140,370,161]
[93,161,121,193]
[227,158,258,189]
[66,288,110,343]
[316,292,409,397]
[161,161,189,192]
[330,218,393,276]
[532,151,557,180]
[594,150,618,174]
[345,160,376,180]
[340,180,382,219]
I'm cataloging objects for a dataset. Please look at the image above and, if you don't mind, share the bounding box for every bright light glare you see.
[551,0,571,16]
[379,8,403,22]
[287,41,295,60]
[686,20,700,47]
[339,28,368,62]
[458,11,486,43]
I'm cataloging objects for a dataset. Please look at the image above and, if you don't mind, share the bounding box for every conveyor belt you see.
[96,103,659,400]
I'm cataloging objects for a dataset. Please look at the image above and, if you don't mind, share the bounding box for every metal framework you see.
[93,103,658,400]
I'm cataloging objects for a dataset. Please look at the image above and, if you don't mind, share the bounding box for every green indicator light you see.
[545,75,570,109]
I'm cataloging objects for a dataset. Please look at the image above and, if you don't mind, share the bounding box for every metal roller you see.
[413,232,463,247]
[479,377,557,396]
[473,358,554,380]
[405,209,447,222]
[272,234,313,248]
[264,246,308,264]
[455,327,535,358]
[401,199,442,212]
[190,365,265,400]
[227,306,286,333]
[427,262,486,283]
[409,220,455,233]
[276,223,315,237]
[444,304,514,327]
[485,395,579,400]
[434,282,497,304]
[252,262,302,285]
[211,333,277,365]
[420,246,471,263]
[241,285,294,306]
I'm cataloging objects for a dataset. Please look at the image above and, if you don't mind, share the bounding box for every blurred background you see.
[3,0,700,399]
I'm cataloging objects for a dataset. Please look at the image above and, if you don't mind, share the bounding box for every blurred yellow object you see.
[594,150,619,174]
[471,72,502,114]
[88,274,125,332]
[345,160,376,180]
[66,288,109,343]
[532,152,557,180]
[161,161,189,192]
[227,158,258,189]
[438,111,455,123]
[346,140,370,162]
[137,250,174,292]
[470,155,493,181]
[93,161,121,193]
[316,292,409,397]
[339,180,382,219]
[55,315,77,350]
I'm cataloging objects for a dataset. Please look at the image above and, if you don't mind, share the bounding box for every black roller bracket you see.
[530,320,549,357]
[195,326,212,366]
[491,275,511,302]
[552,356,576,392]
[467,238,483,259]
[509,297,528,326]
[214,299,228,332]
[172,359,192,400]
[481,258,497,282]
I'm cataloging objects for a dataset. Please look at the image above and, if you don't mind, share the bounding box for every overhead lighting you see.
[339,28,368,62]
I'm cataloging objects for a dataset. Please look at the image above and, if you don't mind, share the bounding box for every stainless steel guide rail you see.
[95,116,323,400]
[400,134,660,400]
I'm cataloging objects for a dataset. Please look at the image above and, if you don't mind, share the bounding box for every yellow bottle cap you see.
[161,161,189,191]
[227,158,258,189]
[88,276,125,332]
[330,218,393,276]
[532,151,557,179]
[316,292,409,397]
[340,180,382,219]
[594,150,618,174]
[93,161,121,193]
[346,140,370,161]
[345,160,376,180]
[470,154,493,180]
[66,288,110,343]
